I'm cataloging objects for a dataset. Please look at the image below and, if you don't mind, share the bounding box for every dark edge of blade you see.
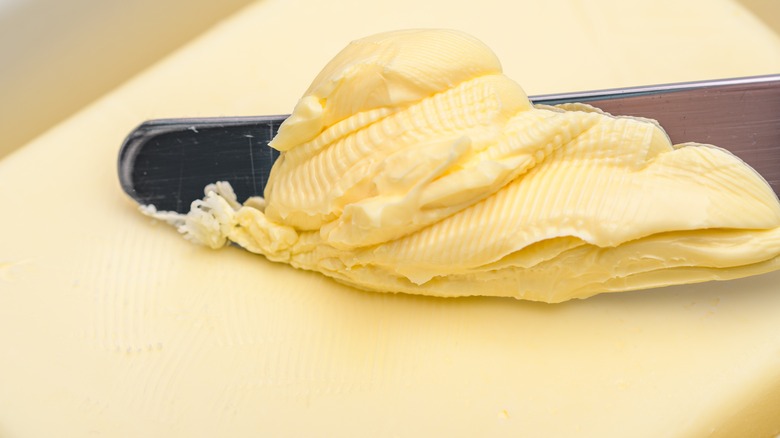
[118,116,285,212]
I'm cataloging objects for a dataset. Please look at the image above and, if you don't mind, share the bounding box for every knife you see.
[118,74,780,213]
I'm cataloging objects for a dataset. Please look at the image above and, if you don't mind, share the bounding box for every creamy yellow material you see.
[159,29,780,302]
[4,1,780,437]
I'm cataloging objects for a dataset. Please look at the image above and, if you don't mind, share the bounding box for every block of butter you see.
[1,0,780,436]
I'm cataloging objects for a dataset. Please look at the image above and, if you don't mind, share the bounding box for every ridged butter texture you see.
[160,29,780,303]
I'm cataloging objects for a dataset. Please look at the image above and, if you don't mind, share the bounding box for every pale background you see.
[0,0,778,158]
[0,0,255,157]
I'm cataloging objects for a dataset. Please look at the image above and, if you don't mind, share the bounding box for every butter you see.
[154,29,780,303]
[3,1,780,436]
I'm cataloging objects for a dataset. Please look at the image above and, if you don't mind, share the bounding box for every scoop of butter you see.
[146,29,780,303]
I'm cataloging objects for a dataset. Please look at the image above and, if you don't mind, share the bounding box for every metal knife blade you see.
[119,74,780,213]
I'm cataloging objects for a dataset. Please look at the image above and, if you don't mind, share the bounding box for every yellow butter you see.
[3,1,780,436]
[154,29,780,303]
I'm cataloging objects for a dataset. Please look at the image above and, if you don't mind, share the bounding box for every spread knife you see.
[118,74,780,213]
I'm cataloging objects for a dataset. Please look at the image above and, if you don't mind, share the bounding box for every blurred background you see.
[0,0,255,158]
[0,0,777,159]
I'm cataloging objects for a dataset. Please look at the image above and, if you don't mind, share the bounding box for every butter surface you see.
[163,29,780,302]
[2,1,780,437]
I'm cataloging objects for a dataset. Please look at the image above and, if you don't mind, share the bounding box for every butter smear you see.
[145,29,780,302]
